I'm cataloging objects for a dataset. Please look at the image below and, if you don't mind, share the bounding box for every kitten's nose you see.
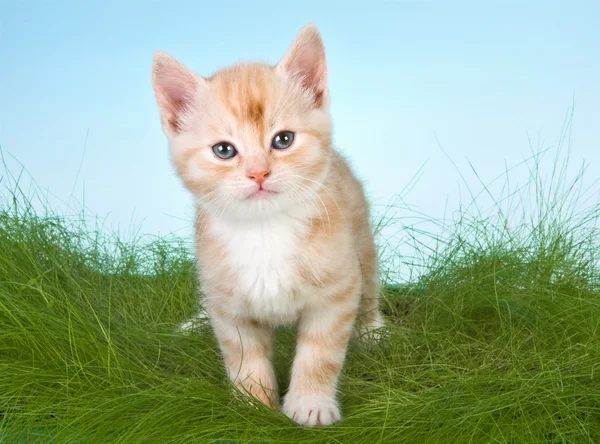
[248,170,270,185]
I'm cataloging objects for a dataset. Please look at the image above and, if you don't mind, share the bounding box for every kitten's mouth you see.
[247,187,278,200]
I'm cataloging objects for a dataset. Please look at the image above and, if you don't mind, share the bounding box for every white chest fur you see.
[209,213,310,323]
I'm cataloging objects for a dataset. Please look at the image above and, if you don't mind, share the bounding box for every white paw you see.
[177,311,208,334]
[282,393,341,427]
[357,314,386,342]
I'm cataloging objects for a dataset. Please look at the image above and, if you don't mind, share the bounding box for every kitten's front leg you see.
[283,278,361,427]
[209,306,279,408]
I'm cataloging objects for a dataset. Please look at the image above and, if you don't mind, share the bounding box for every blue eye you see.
[272,131,295,150]
[212,142,237,159]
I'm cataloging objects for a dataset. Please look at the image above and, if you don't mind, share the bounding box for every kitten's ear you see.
[152,51,204,136]
[278,23,328,108]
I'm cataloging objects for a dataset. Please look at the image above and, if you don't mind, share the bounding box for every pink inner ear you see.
[164,83,189,111]
[160,82,193,131]
[153,54,199,133]
[282,29,328,108]
[290,55,326,107]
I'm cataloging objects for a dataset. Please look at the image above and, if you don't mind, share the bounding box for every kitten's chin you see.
[197,193,293,220]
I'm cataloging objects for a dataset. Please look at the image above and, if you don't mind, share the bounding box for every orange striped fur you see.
[152,23,384,427]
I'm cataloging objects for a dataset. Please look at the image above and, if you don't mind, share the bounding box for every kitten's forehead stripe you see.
[245,99,265,128]
[212,64,272,142]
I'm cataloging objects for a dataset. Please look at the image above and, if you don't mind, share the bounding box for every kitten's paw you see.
[282,393,341,427]
[357,313,386,342]
[177,311,208,334]
[231,363,280,409]
[232,382,280,409]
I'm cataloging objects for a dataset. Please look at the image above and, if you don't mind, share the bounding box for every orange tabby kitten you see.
[151,23,384,427]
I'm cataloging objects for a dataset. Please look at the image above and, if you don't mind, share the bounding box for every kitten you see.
[151,23,384,427]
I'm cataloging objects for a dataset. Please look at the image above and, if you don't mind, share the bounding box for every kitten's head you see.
[152,24,333,219]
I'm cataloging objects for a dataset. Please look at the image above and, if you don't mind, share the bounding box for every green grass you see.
[2,130,600,443]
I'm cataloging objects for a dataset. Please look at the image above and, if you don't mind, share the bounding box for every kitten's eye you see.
[212,142,237,160]
[272,131,295,150]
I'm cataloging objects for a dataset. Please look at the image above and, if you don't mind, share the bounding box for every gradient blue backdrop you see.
[1,1,599,250]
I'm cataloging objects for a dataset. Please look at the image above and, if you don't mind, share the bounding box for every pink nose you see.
[248,170,270,185]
